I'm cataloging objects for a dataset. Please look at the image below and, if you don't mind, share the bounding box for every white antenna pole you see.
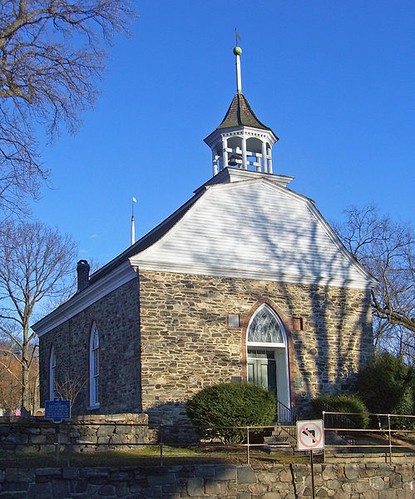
[131,197,137,245]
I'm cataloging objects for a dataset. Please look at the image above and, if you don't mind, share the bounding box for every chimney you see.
[76,260,90,291]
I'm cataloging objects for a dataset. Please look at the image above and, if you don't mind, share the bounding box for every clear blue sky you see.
[31,0,415,268]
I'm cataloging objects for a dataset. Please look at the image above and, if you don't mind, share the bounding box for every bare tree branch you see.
[334,205,415,361]
[0,0,136,215]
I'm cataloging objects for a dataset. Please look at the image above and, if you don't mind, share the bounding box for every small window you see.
[89,323,100,408]
[49,346,56,400]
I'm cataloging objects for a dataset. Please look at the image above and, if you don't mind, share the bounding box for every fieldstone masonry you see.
[39,268,373,428]
[0,462,414,498]
[39,279,141,416]
[139,270,373,422]
[0,414,151,453]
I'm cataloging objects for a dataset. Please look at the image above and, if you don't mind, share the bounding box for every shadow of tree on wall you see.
[158,182,375,418]
[145,401,199,444]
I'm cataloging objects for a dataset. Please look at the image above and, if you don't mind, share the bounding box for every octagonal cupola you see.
[204,45,279,176]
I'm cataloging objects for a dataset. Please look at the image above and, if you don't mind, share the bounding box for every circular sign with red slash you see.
[296,420,325,451]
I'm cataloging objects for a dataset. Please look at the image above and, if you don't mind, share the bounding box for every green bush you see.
[311,393,369,429]
[185,383,276,444]
[356,351,414,415]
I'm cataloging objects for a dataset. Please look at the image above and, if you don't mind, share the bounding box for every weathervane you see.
[131,196,137,246]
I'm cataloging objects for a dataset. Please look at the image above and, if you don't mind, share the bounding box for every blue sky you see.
[31,0,415,268]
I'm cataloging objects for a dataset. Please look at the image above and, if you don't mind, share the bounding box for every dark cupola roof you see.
[217,92,273,132]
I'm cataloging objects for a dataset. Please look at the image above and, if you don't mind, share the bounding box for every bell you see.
[228,153,243,166]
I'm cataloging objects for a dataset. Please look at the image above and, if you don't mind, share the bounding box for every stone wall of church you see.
[39,278,141,415]
[138,270,373,425]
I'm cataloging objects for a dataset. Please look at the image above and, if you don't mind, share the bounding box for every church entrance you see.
[246,305,290,421]
[247,349,277,393]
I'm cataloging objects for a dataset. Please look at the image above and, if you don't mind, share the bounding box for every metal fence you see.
[1,413,415,466]
[322,411,415,463]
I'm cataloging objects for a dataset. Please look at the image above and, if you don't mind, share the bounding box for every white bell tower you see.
[204,45,279,176]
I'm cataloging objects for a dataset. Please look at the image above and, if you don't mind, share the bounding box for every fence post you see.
[54,423,60,463]
[387,414,392,463]
[246,426,250,465]
[159,424,164,467]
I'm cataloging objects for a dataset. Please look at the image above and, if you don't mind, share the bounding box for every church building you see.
[34,46,374,428]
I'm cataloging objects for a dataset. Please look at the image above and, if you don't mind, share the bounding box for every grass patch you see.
[0,444,311,468]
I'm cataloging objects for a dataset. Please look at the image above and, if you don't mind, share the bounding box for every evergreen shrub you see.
[185,383,276,444]
[311,393,369,429]
[356,351,414,416]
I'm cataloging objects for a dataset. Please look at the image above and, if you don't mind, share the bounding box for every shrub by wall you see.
[186,383,275,444]
[311,394,369,429]
[356,351,414,415]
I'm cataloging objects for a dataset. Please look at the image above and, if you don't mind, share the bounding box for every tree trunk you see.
[21,327,31,415]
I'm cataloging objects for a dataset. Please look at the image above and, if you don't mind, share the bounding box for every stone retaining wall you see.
[0,413,151,453]
[0,462,414,498]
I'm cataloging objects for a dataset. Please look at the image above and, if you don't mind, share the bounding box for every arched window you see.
[49,346,56,400]
[247,305,285,346]
[89,323,100,408]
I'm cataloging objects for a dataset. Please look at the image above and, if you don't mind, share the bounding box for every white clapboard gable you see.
[130,178,372,289]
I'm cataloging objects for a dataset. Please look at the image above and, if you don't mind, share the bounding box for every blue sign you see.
[45,399,71,423]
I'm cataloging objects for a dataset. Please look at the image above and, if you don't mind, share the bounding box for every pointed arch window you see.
[247,304,285,346]
[49,346,56,401]
[89,323,100,408]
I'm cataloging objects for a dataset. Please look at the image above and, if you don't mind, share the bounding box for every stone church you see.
[34,46,374,427]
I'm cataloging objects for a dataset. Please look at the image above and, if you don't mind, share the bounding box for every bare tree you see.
[0,220,77,412]
[0,0,135,215]
[334,205,415,360]
[55,373,87,408]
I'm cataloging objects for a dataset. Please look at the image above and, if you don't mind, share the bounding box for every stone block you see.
[147,472,176,486]
[388,472,402,488]
[97,484,115,496]
[194,464,216,478]
[51,481,70,498]
[321,465,337,480]
[109,470,133,482]
[344,464,359,480]
[187,477,204,496]
[325,478,340,491]
[369,476,385,491]
[27,482,51,499]
[62,467,78,480]
[79,467,109,479]
[5,469,35,482]
[141,486,163,497]
[204,479,228,495]
[316,488,329,497]
[214,465,237,481]
[237,466,257,484]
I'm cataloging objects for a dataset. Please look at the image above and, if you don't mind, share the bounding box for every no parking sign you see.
[296,419,325,451]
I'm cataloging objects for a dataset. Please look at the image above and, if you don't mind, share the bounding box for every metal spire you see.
[234,29,242,93]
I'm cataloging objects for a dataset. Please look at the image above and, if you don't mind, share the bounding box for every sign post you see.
[297,420,325,499]
[45,400,71,462]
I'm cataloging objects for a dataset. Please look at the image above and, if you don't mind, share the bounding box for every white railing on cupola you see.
[212,133,274,176]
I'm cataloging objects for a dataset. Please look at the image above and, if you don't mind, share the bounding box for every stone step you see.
[263,435,290,445]
[264,442,294,454]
